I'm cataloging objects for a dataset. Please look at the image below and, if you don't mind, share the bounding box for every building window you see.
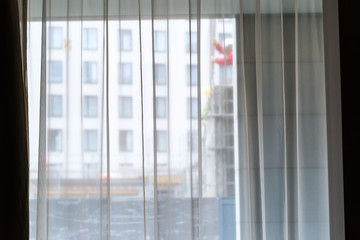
[49,61,62,83]
[155,64,166,85]
[83,28,98,50]
[119,96,133,118]
[119,63,132,84]
[49,95,62,117]
[186,65,197,86]
[119,130,133,152]
[186,31,197,53]
[84,96,98,118]
[218,33,232,46]
[219,66,232,84]
[49,27,62,49]
[156,97,167,119]
[83,130,98,152]
[187,97,198,119]
[120,30,132,51]
[48,129,62,152]
[83,62,97,83]
[187,131,198,152]
[154,31,166,52]
[157,131,168,152]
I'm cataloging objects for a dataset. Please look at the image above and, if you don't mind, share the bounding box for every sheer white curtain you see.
[28,0,329,239]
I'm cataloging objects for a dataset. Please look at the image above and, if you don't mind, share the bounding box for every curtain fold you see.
[28,0,329,239]
[1,0,28,240]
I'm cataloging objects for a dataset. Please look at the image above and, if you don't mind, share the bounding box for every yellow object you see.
[204,87,211,96]
[151,176,182,184]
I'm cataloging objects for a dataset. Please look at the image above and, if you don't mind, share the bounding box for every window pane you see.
[48,129,62,152]
[84,28,97,50]
[119,96,133,118]
[120,63,132,84]
[156,97,166,118]
[119,130,133,152]
[155,31,166,52]
[218,33,232,46]
[49,61,62,83]
[186,32,197,53]
[186,65,197,86]
[84,96,98,118]
[120,30,132,51]
[83,62,97,83]
[187,131,198,152]
[155,64,166,85]
[219,66,232,84]
[49,27,62,49]
[83,130,98,152]
[49,95,62,117]
[157,131,168,152]
[187,97,198,119]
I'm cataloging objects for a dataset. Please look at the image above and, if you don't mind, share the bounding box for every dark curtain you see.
[0,1,29,239]
[339,1,360,239]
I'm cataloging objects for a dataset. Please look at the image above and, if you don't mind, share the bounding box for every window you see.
[83,130,98,152]
[49,61,62,83]
[186,32,197,53]
[218,33,232,46]
[155,64,166,85]
[187,131,198,152]
[119,96,133,118]
[119,130,133,152]
[83,28,97,50]
[48,95,62,117]
[219,66,232,84]
[119,63,132,84]
[187,97,198,119]
[49,27,62,49]
[157,131,168,152]
[120,30,132,51]
[84,96,98,118]
[48,129,62,152]
[83,62,97,83]
[156,97,167,118]
[154,31,166,52]
[186,65,197,86]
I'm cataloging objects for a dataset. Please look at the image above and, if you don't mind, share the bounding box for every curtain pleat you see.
[1,0,29,239]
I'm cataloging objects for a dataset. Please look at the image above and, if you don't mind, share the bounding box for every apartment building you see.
[28,18,236,200]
